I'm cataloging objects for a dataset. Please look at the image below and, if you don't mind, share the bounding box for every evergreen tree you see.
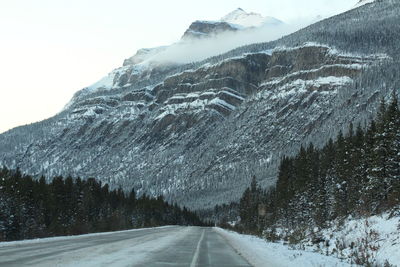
[235,90,400,235]
[0,170,204,241]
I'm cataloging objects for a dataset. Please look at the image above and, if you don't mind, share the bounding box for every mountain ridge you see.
[1,0,399,209]
[123,8,283,66]
[221,8,283,28]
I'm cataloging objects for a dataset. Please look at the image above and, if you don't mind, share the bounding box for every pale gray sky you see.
[0,0,357,133]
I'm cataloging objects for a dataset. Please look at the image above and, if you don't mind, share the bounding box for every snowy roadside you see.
[0,225,174,247]
[299,213,400,266]
[215,227,351,267]
[216,212,400,267]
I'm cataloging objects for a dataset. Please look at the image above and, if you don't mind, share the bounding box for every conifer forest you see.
[0,169,203,241]
[236,93,400,235]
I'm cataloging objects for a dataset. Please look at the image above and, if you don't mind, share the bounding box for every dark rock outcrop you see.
[181,21,238,39]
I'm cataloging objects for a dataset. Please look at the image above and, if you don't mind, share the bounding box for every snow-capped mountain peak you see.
[221,8,282,27]
[221,8,248,21]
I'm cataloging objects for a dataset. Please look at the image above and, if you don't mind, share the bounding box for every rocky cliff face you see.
[0,0,399,209]
[181,21,238,39]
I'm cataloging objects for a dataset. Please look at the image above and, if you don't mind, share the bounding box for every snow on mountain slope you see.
[0,43,386,210]
[182,8,283,40]
[221,8,283,28]
[0,1,399,210]
[76,9,290,100]
[124,8,285,67]
[105,10,287,103]
[123,46,168,66]
[355,0,376,7]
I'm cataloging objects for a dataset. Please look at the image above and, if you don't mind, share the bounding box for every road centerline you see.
[190,228,205,267]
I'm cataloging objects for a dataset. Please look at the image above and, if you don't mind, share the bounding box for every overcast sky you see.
[0,0,357,133]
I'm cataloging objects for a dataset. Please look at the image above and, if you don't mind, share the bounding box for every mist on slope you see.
[146,18,318,65]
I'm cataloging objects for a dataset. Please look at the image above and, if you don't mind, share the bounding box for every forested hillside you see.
[230,92,400,265]
[2,1,399,210]
[0,169,203,242]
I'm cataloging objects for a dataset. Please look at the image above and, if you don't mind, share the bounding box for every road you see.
[0,226,252,267]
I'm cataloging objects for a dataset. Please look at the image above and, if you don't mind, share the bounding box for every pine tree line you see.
[0,169,204,242]
[237,92,400,234]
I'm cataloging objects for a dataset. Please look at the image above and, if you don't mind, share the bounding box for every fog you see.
[147,19,317,65]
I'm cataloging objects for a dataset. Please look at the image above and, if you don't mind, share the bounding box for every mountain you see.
[123,46,168,66]
[124,9,284,66]
[181,8,283,40]
[221,8,283,28]
[1,0,399,210]
[181,20,239,40]
[355,0,376,7]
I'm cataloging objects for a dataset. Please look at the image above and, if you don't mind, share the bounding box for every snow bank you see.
[236,212,400,266]
[303,213,400,266]
[215,228,351,267]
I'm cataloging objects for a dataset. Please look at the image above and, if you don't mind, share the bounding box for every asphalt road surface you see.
[0,226,252,267]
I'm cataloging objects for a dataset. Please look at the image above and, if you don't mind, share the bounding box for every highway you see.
[0,226,252,266]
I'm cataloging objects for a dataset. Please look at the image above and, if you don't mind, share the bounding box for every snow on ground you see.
[300,213,400,266]
[215,227,351,267]
[218,212,400,266]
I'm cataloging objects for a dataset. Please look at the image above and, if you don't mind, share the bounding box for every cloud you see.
[145,18,317,65]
